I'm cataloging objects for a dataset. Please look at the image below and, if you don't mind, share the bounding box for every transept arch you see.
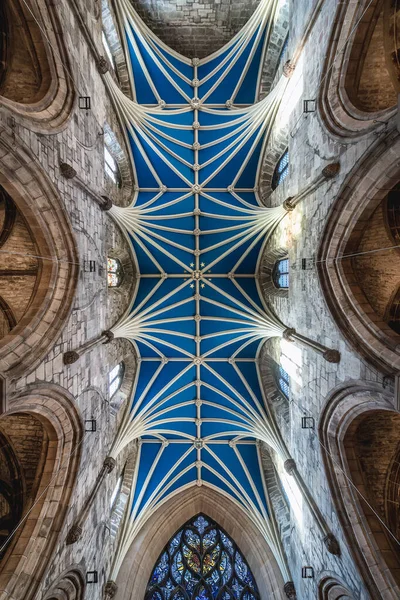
[318,136,400,372]
[0,131,79,379]
[320,384,400,600]
[113,486,287,600]
[0,384,82,600]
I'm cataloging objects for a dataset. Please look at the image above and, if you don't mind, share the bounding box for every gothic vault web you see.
[105,0,294,583]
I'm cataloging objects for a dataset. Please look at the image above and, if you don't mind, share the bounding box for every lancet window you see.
[109,363,124,397]
[145,514,260,600]
[271,149,289,191]
[273,258,289,289]
[278,366,290,399]
[104,144,120,184]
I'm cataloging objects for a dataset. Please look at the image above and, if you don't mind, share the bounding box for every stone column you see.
[66,457,116,544]
[282,328,340,363]
[63,330,114,365]
[283,163,340,212]
[284,458,340,555]
[75,175,113,211]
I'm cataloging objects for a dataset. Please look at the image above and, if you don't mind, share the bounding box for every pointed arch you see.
[115,487,286,600]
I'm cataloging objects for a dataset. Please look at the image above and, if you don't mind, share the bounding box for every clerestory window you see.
[271,149,289,191]
[109,363,124,398]
[104,144,120,184]
[273,258,289,289]
[102,31,114,68]
[145,514,260,600]
[278,365,290,399]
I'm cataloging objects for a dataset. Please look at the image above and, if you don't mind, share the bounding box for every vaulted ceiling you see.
[106,0,291,581]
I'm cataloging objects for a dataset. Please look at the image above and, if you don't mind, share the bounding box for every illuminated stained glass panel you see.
[107,257,123,287]
[145,515,260,600]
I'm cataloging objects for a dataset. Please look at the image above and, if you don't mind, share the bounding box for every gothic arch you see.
[43,567,85,600]
[114,486,286,600]
[318,136,400,372]
[0,131,79,379]
[0,0,74,132]
[318,573,355,599]
[319,0,398,139]
[319,383,400,600]
[0,384,82,600]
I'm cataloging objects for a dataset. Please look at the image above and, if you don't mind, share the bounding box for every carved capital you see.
[102,330,114,344]
[283,197,295,212]
[60,162,76,179]
[284,581,296,599]
[283,60,295,78]
[322,162,340,179]
[284,458,296,474]
[97,56,109,74]
[103,456,116,474]
[282,327,296,341]
[100,196,113,211]
[66,524,83,545]
[323,349,340,363]
[63,350,80,365]
[323,533,341,556]
[104,581,118,600]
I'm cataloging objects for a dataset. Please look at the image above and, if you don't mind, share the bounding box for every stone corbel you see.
[104,581,118,600]
[284,581,297,599]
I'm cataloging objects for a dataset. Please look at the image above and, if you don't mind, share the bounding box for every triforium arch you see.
[320,383,400,600]
[42,567,85,600]
[114,487,286,600]
[317,573,355,600]
[0,0,74,131]
[0,384,82,600]
[318,135,400,373]
[319,0,398,139]
[0,130,79,379]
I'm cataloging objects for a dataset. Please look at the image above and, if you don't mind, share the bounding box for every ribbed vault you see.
[107,0,295,587]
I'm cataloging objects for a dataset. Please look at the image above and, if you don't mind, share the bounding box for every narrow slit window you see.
[271,149,289,190]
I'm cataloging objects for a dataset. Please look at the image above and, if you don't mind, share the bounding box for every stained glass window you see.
[145,514,260,600]
[271,149,289,191]
[107,257,123,287]
[109,362,124,398]
[278,365,290,399]
[273,258,289,289]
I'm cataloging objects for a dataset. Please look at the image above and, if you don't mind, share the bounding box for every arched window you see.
[388,286,400,335]
[109,363,124,397]
[110,473,123,510]
[104,144,120,184]
[145,514,260,600]
[278,366,290,398]
[271,149,289,191]
[273,258,289,288]
[107,257,123,287]
[102,31,114,68]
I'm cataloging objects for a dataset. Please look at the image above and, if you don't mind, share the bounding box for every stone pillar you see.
[283,458,340,556]
[284,581,297,599]
[74,174,113,210]
[282,163,340,212]
[64,330,114,365]
[66,457,116,545]
[282,328,340,363]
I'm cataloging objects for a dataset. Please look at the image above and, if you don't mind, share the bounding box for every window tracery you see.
[272,258,289,289]
[271,149,289,191]
[109,363,124,397]
[145,514,260,600]
[107,257,123,287]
